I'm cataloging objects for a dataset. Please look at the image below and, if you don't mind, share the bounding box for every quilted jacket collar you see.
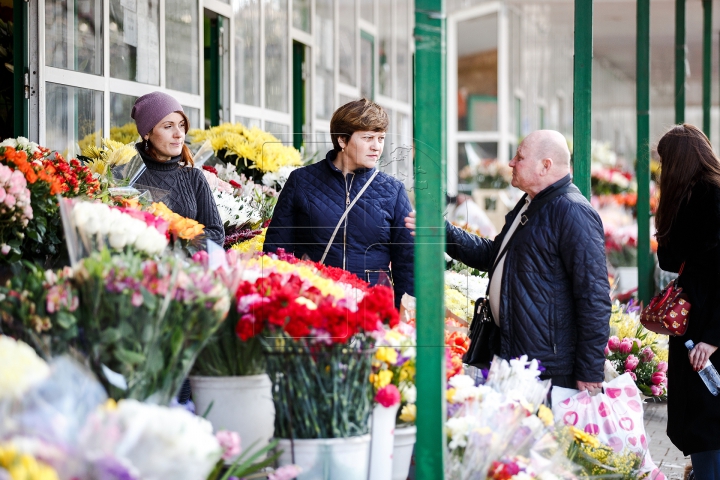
[324,149,375,177]
[532,174,574,202]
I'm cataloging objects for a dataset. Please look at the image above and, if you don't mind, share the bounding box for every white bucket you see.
[369,403,400,480]
[277,434,371,480]
[391,426,416,480]
[189,374,275,460]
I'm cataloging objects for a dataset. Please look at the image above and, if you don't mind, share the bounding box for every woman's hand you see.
[404,211,416,236]
[577,381,603,395]
[689,342,719,371]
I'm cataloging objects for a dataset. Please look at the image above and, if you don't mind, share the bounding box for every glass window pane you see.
[183,107,201,129]
[457,13,498,132]
[306,130,332,159]
[360,0,373,23]
[396,0,410,103]
[166,0,199,94]
[360,33,373,99]
[395,112,412,187]
[46,83,103,153]
[234,0,261,106]
[235,116,261,128]
[314,0,334,120]
[378,0,392,97]
[378,107,392,173]
[457,142,501,193]
[292,0,310,32]
[338,0,356,86]
[265,0,289,112]
[109,0,160,84]
[109,92,140,143]
[45,0,103,74]
[339,94,355,109]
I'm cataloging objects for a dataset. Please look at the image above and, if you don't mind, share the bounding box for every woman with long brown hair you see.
[656,123,720,478]
[131,91,224,247]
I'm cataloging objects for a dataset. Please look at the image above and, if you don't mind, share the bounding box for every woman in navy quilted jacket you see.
[263,99,414,306]
[656,124,720,478]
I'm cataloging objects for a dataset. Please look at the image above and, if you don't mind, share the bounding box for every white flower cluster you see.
[0,136,41,156]
[448,374,495,404]
[0,336,50,400]
[446,415,479,450]
[72,202,168,256]
[213,190,262,229]
[79,399,222,480]
[484,355,549,410]
[262,165,297,189]
[444,271,488,302]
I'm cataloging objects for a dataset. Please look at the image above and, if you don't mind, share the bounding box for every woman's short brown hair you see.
[330,98,389,152]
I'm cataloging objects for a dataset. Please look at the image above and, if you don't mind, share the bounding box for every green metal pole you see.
[13,0,28,137]
[703,0,712,138]
[573,0,592,200]
[413,1,446,478]
[675,0,686,124]
[637,0,652,305]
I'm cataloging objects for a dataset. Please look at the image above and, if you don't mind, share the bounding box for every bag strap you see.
[485,183,575,295]
[320,170,380,265]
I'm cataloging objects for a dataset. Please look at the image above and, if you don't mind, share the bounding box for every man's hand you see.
[689,342,718,372]
[404,211,416,236]
[577,380,603,395]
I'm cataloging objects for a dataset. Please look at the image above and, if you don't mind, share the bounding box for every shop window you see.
[265,0,289,113]
[360,0,373,23]
[360,31,374,100]
[235,116,261,128]
[183,107,201,130]
[265,121,289,137]
[378,0,392,97]
[314,0,334,120]
[109,93,139,143]
[45,0,103,75]
[234,0,260,107]
[395,0,410,103]
[166,0,200,94]
[46,83,103,153]
[292,0,310,32]
[109,0,160,84]
[338,0,356,86]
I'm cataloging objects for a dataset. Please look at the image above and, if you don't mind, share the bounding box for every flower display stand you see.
[391,426,416,480]
[277,435,371,480]
[369,403,400,480]
[189,374,275,458]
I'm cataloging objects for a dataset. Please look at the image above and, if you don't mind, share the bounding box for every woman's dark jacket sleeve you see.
[264,170,299,254]
[389,186,415,300]
[194,169,225,247]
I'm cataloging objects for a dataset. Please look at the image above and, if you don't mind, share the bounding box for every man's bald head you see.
[523,130,571,172]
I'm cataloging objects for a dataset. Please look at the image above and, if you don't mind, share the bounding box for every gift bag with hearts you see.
[551,372,666,480]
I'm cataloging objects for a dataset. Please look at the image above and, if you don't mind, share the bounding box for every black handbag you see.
[461,183,574,368]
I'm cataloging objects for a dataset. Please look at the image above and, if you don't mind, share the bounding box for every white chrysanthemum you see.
[262,165,297,189]
[446,415,478,450]
[0,336,50,400]
[400,383,416,404]
[444,271,488,302]
[0,138,18,148]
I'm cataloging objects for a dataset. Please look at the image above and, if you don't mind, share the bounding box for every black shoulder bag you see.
[463,184,574,368]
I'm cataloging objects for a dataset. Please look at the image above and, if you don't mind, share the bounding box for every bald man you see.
[406,130,611,393]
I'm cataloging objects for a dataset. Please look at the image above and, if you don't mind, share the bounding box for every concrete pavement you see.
[644,401,690,480]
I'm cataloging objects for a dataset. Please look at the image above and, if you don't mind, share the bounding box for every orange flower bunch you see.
[150,202,205,240]
[1,146,64,195]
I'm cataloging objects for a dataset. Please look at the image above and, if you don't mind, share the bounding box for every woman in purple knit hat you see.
[131,91,224,248]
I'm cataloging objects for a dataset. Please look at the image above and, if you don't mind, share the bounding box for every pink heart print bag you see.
[551,373,666,479]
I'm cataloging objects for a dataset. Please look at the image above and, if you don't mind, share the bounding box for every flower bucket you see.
[277,434,371,480]
[391,426,416,480]
[369,403,400,480]
[189,374,274,460]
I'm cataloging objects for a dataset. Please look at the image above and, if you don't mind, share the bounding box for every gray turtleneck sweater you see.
[135,146,225,248]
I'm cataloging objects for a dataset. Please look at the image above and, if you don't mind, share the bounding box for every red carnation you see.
[202,165,219,175]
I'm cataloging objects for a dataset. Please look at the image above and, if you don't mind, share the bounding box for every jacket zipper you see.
[343,173,355,270]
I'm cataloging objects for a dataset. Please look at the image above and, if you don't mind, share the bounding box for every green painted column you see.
[413,1,446,478]
[13,0,28,137]
[573,0,592,200]
[703,0,712,137]
[637,0,652,305]
[676,0,686,124]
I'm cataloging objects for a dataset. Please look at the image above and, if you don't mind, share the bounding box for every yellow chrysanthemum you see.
[106,143,137,167]
[81,144,104,160]
[231,229,267,253]
[445,286,473,322]
[571,426,601,448]
[537,404,554,426]
[109,122,140,144]
[86,158,108,175]
[399,363,415,382]
[376,347,399,366]
[399,403,416,423]
[373,369,393,389]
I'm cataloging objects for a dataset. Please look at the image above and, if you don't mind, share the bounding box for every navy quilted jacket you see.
[446,175,611,381]
[263,150,415,304]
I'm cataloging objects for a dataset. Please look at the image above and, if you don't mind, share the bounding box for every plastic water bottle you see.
[685,340,720,396]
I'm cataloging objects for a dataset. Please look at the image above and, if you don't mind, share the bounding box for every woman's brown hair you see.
[145,111,194,167]
[330,98,389,152]
[655,123,720,245]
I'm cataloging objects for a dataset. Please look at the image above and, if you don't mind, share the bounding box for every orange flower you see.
[150,202,205,240]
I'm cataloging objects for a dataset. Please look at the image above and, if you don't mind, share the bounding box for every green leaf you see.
[170,327,184,358]
[100,328,123,344]
[55,311,76,329]
[114,348,146,365]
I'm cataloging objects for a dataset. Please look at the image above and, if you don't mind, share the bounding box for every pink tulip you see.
[625,370,637,381]
[269,465,302,480]
[657,361,668,373]
[640,347,655,362]
[650,385,663,397]
[607,336,621,352]
[632,338,643,351]
[215,430,241,461]
[604,346,610,356]
[651,372,666,385]
[619,338,633,354]
[625,355,640,371]
[4,194,15,208]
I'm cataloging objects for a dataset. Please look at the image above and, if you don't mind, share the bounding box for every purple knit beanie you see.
[131,91,184,138]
